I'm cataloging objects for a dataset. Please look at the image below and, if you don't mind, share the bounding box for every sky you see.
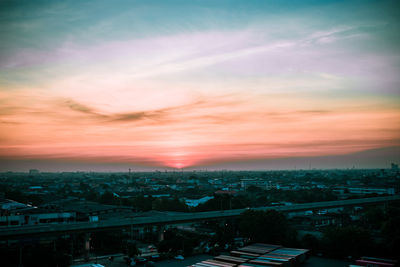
[0,0,399,171]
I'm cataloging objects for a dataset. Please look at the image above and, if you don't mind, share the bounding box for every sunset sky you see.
[1,0,399,171]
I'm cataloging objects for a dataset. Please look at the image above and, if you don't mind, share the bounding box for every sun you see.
[174,163,184,169]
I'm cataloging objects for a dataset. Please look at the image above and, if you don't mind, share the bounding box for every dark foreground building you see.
[190,243,309,267]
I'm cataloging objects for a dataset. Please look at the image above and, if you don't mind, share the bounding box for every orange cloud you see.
[1,86,399,169]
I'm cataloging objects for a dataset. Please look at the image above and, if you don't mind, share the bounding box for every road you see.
[1,195,399,239]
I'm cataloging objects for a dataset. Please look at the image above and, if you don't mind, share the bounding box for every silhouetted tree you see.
[381,205,400,260]
[301,234,320,253]
[153,197,188,212]
[132,195,153,211]
[322,226,374,258]
[99,191,117,205]
[363,206,384,230]
[239,209,291,245]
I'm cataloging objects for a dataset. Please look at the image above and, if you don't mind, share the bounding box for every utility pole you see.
[18,245,23,267]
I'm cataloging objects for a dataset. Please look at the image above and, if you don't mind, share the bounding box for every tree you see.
[153,198,188,212]
[363,206,384,230]
[246,185,264,194]
[126,242,140,258]
[132,195,153,211]
[4,189,43,206]
[322,226,374,258]
[239,209,290,245]
[381,206,400,260]
[157,229,200,256]
[301,234,320,253]
[99,191,117,205]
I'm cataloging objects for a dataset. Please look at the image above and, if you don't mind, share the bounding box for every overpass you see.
[1,195,399,239]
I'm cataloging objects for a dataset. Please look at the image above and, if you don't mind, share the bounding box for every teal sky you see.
[1,0,400,93]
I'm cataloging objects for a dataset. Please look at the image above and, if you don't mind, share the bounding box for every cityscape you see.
[1,167,400,266]
[1,0,400,267]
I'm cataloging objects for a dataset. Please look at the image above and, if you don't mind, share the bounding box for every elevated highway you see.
[1,195,399,239]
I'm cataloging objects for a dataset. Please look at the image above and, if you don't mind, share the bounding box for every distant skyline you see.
[1,0,399,171]
[1,146,399,172]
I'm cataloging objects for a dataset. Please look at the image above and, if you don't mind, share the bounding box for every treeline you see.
[236,207,400,261]
[154,206,400,261]
[1,185,339,213]
[0,188,44,206]
[87,187,338,212]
